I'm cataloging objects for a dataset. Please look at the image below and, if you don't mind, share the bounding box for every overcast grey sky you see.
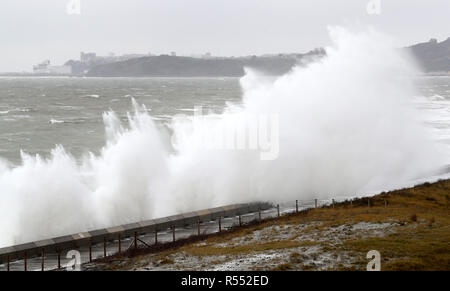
[0,0,449,72]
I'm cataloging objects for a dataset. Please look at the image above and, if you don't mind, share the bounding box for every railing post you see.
[57,248,61,269]
[41,248,45,271]
[88,242,92,262]
[218,217,222,233]
[315,199,318,208]
[24,252,27,271]
[104,236,107,258]
[118,234,121,254]
[296,200,298,213]
[172,226,176,242]
[277,204,280,217]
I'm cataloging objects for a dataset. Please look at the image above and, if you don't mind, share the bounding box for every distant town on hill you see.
[67,37,450,77]
[2,37,450,77]
[82,49,326,77]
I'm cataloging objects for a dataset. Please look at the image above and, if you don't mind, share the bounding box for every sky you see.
[0,0,449,72]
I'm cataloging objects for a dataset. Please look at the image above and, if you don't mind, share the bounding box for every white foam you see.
[49,119,65,124]
[83,94,100,98]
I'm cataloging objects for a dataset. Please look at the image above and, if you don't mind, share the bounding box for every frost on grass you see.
[98,221,399,271]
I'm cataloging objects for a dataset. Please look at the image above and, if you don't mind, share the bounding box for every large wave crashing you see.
[0,27,446,247]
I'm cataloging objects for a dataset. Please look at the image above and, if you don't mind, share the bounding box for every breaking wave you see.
[0,27,447,247]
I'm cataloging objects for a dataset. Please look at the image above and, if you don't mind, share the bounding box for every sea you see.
[0,76,449,165]
[0,77,242,163]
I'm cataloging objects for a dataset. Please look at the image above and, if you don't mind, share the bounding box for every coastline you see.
[85,179,450,271]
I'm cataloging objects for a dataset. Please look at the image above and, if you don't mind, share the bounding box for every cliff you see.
[407,37,450,72]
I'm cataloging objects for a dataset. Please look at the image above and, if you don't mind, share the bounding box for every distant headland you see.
[1,37,449,77]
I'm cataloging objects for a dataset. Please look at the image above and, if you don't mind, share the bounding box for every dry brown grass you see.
[272,263,294,271]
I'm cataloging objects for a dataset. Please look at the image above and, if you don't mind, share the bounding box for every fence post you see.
[384,200,387,208]
[296,200,298,213]
[315,199,318,208]
[41,248,45,271]
[57,248,61,269]
[277,204,280,217]
[7,255,10,272]
[89,242,92,262]
[154,230,158,245]
[258,208,261,221]
[103,236,107,257]
[172,226,176,242]
[134,232,138,249]
[197,220,200,236]
[239,215,242,227]
[332,199,335,208]
[24,252,27,271]
[218,217,222,233]
[118,234,121,254]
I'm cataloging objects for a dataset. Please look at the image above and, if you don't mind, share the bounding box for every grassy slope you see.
[87,179,450,271]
